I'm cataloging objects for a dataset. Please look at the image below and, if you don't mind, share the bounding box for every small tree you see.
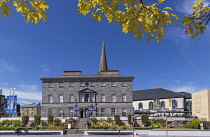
[141,114,150,127]
[47,115,54,125]
[91,118,98,125]
[22,116,29,127]
[106,117,113,126]
[34,115,41,126]
[127,115,133,126]
[192,117,200,129]
[99,118,105,125]
[114,115,120,125]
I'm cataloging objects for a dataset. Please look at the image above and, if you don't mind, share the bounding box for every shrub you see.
[106,117,113,125]
[41,126,47,129]
[34,115,41,126]
[91,118,98,125]
[127,115,133,125]
[111,125,118,129]
[134,127,153,129]
[47,115,54,124]
[192,118,200,129]
[141,114,150,127]
[54,118,61,126]
[120,126,127,129]
[114,115,120,125]
[103,126,109,129]
[33,126,39,130]
[185,121,193,128]
[22,116,29,127]
[99,125,104,129]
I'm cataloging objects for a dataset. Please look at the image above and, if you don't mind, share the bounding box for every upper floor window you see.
[48,95,53,103]
[69,82,74,87]
[80,82,85,87]
[79,94,84,102]
[122,94,126,102]
[59,95,63,103]
[48,83,53,88]
[79,94,95,102]
[111,94,116,102]
[101,94,105,102]
[69,94,74,102]
[59,82,64,88]
[90,82,95,87]
[122,82,126,87]
[101,82,106,87]
[111,82,116,87]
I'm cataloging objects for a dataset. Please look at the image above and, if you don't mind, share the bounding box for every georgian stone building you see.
[20,103,41,116]
[41,43,134,117]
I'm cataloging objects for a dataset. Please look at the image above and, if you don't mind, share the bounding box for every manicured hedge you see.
[134,127,154,130]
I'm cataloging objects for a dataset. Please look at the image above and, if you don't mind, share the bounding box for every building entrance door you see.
[80,109,83,118]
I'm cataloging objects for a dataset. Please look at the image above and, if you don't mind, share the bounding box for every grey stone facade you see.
[41,43,134,117]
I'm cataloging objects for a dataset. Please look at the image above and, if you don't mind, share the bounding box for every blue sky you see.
[1,0,210,105]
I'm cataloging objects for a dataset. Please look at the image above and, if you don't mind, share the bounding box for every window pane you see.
[69,108,74,117]
[59,109,63,116]
[69,94,74,102]
[48,95,53,103]
[101,82,106,87]
[122,82,126,87]
[59,95,63,103]
[90,82,95,87]
[90,94,95,102]
[111,94,116,102]
[69,82,74,87]
[80,82,85,87]
[101,94,105,102]
[111,82,116,87]
[48,109,52,115]
[79,94,84,102]
[85,94,90,102]
[111,108,115,116]
[122,108,126,116]
[101,108,105,116]
[122,94,126,102]
[59,82,64,87]
[48,83,53,88]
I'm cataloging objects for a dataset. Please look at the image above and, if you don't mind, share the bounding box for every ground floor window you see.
[69,108,74,117]
[111,108,115,116]
[101,108,105,116]
[122,108,126,116]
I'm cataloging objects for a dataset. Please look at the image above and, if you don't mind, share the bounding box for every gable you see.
[78,88,97,94]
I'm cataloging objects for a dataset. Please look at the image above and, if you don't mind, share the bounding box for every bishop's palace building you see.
[41,42,134,118]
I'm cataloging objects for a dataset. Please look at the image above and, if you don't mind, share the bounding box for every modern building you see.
[192,90,210,121]
[133,88,192,116]
[41,42,134,117]
[0,89,6,115]
[20,103,41,116]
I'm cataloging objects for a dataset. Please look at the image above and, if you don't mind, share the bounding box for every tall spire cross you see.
[99,41,108,74]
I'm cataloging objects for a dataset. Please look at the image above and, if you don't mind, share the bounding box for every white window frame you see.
[69,94,74,102]
[101,82,106,87]
[111,94,116,102]
[101,94,105,102]
[59,95,63,103]
[111,82,116,87]
[48,95,53,103]
[122,82,126,87]
[122,94,126,102]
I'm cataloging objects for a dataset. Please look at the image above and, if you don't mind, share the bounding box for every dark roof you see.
[133,88,187,101]
[178,92,192,99]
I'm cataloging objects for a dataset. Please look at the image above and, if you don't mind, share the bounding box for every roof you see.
[133,88,190,101]
[41,75,134,81]
[178,92,192,99]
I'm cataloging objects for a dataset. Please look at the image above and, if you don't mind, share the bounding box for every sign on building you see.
[6,95,17,113]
